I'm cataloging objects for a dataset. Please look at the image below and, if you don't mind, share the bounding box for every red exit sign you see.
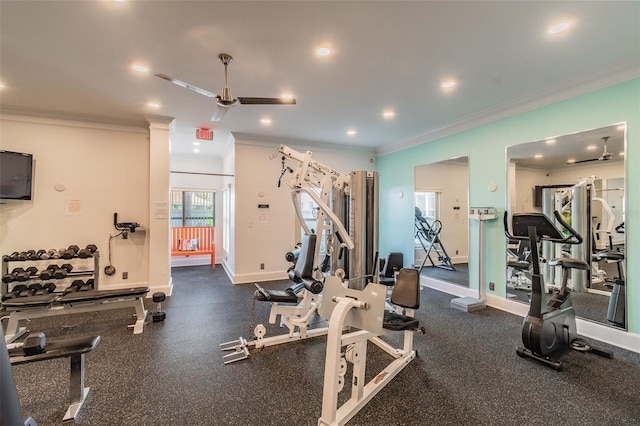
[196,128,213,140]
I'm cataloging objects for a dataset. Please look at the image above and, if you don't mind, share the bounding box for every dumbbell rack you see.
[1,252,100,298]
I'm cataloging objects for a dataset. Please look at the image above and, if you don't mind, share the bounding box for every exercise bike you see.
[504,211,613,371]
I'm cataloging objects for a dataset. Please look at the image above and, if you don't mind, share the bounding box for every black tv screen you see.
[0,150,33,200]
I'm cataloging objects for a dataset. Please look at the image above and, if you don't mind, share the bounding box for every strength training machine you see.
[221,145,424,425]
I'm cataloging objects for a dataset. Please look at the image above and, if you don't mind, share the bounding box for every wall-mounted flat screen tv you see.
[0,150,34,200]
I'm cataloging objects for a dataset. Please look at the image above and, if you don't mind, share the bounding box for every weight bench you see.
[2,287,149,343]
[9,333,100,422]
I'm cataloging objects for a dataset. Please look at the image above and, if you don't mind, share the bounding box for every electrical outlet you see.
[455,250,459,255]
[260,263,265,270]
[122,271,128,279]
[489,281,495,291]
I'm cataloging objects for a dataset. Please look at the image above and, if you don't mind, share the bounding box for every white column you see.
[147,116,174,294]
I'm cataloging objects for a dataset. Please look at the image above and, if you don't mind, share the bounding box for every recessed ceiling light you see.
[193,148,200,153]
[193,142,201,146]
[147,101,160,108]
[567,158,576,164]
[281,93,293,99]
[549,22,569,34]
[260,118,272,125]
[383,110,396,119]
[441,80,456,89]
[346,129,357,136]
[534,154,543,159]
[132,64,148,73]
[545,139,556,144]
[316,47,331,56]
[586,145,597,150]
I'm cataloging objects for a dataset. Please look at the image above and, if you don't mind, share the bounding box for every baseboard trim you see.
[420,276,640,354]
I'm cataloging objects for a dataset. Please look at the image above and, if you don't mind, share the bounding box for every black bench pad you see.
[8,335,100,365]
[254,289,299,304]
[383,311,420,331]
[1,294,58,309]
[60,287,149,303]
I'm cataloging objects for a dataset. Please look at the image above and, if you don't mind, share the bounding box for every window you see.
[171,190,215,227]
[296,189,327,254]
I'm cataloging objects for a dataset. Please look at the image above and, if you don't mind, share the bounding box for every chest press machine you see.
[221,145,424,425]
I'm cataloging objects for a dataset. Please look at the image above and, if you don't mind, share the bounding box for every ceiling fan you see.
[569,136,612,164]
[155,53,296,121]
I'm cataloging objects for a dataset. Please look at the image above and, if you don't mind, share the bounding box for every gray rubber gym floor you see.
[6,265,640,425]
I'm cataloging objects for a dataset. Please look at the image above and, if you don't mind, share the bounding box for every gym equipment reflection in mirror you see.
[506,123,626,329]
[414,157,469,287]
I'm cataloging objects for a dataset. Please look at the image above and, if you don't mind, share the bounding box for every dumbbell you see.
[39,264,73,280]
[2,251,20,262]
[2,267,37,283]
[152,292,166,322]
[77,244,98,258]
[17,252,29,261]
[36,249,48,259]
[70,279,93,292]
[59,247,75,259]
[12,284,34,298]
[28,283,44,295]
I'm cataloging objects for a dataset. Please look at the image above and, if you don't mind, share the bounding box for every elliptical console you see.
[504,211,613,370]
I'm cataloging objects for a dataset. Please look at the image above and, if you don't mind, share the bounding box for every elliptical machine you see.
[504,211,613,371]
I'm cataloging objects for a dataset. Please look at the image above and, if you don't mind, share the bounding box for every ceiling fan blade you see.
[570,158,600,164]
[155,73,217,99]
[237,97,296,105]
[211,105,230,122]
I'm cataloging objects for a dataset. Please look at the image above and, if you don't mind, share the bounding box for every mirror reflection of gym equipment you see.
[414,157,469,287]
[506,123,626,329]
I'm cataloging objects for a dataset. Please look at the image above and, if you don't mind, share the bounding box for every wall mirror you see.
[506,123,626,329]
[414,157,469,287]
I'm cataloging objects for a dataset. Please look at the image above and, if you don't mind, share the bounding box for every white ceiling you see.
[1,1,639,159]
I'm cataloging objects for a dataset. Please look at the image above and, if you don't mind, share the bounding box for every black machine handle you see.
[551,210,583,245]
[615,222,625,234]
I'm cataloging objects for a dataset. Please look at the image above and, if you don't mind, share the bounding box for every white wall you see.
[414,161,469,264]
[0,115,150,290]
[231,139,375,283]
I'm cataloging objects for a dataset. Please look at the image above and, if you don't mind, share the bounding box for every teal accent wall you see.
[377,78,639,334]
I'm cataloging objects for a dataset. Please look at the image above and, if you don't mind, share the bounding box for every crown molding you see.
[0,106,148,133]
[377,60,640,157]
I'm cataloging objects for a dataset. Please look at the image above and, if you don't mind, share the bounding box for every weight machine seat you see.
[507,260,530,271]
[253,282,305,304]
[379,252,404,286]
[383,268,421,331]
[547,257,589,270]
[597,251,624,261]
[8,335,100,365]
[59,287,149,303]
